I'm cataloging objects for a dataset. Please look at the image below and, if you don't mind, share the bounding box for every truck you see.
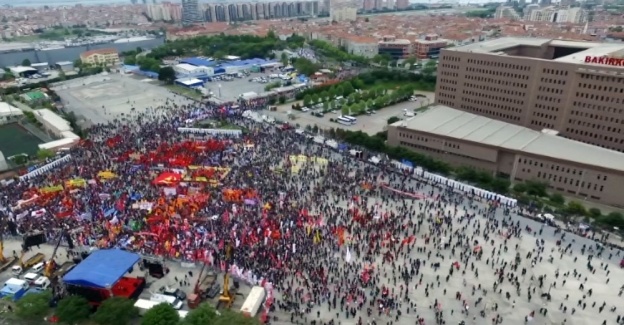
[12,253,45,276]
[187,270,220,309]
[240,286,266,317]
[134,299,161,316]
[24,253,45,269]
[0,278,29,301]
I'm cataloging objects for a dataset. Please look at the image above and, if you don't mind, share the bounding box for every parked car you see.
[301,107,310,112]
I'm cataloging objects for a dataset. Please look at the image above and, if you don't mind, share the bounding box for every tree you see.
[387,116,400,124]
[278,96,286,104]
[22,58,31,66]
[36,149,55,160]
[512,183,527,194]
[181,303,217,325]
[565,201,587,217]
[15,290,52,321]
[303,94,312,107]
[549,193,565,205]
[56,295,91,325]
[588,208,602,219]
[524,180,548,198]
[211,310,261,325]
[142,303,179,325]
[158,66,176,84]
[92,297,138,325]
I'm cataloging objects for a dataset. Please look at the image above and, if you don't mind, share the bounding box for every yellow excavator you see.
[218,242,235,308]
[43,231,66,279]
[0,216,17,272]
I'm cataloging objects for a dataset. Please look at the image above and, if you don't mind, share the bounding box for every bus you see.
[337,116,355,125]
[342,115,357,123]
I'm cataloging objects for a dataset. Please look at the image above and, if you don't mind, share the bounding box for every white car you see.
[301,107,310,112]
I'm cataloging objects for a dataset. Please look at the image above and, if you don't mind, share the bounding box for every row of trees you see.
[308,39,369,65]
[320,128,624,229]
[14,292,258,325]
[305,84,417,116]
[146,32,301,61]
[296,69,436,102]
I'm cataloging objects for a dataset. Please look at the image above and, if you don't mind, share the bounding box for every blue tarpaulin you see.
[338,143,348,152]
[63,249,140,289]
[401,159,414,168]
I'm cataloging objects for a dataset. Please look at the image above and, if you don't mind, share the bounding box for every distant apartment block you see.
[524,6,587,24]
[181,0,201,25]
[494,6,521,20]
[80,48,120,66]
[148,1,319,22]
[330,0,358,22]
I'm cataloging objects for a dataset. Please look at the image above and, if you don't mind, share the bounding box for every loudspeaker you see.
[23,232,46,248]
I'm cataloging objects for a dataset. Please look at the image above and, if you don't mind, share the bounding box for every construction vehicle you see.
[12,252,45,275]
[43,231,66,279]
[187,262,219,309]
[50,262,76,283]
[217,242,236,309]
[0,214,17,272]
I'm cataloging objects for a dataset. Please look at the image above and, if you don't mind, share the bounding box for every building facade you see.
[413,35,449,60]
[345,37,379,58]
[181,0,200,25]
[378,38,411,60]
[80,48,120,66]
[436,37,624,152]
[387,106,624,207]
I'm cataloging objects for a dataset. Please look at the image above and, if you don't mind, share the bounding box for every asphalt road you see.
[267,92,434,135]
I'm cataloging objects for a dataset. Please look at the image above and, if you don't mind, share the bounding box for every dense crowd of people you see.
[1,95,623,325]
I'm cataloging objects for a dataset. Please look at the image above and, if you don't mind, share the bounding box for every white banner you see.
[19,155,72,181]
[177,128,242,137]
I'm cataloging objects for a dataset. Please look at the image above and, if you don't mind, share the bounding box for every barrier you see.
[19,155,72,181]
[177,128,242,137]
[391,160,517,207]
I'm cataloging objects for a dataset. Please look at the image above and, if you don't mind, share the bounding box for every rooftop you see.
[0,102,22,117]
[446,37,624,66]
[393,105,624,172]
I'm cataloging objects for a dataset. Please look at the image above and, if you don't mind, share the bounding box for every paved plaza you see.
[52,74,194,124]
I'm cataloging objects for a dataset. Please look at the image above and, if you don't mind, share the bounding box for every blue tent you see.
[63,250,140,289]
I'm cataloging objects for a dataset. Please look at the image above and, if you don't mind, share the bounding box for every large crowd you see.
[2,95,624,325]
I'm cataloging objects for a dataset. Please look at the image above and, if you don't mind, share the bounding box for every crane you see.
[44,231,66,278]
[0,212,17,271]
[218,242,235,308]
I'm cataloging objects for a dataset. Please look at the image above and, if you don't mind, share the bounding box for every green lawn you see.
[164,84,203,100]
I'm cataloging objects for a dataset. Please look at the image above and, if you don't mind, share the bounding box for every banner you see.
[177,128,242,137]
[97,171,118,180]
[40,185,64,194]
[19,155,72,181]
[65,178,87,188]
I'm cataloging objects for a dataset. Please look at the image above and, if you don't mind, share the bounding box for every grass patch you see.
[164,84,203,100]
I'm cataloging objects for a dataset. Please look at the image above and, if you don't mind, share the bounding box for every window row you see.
[464,75,529,89]
[459,104,522,122]
[468,59,530,71]
[465,67,530,80]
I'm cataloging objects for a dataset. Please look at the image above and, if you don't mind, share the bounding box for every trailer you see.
[240,286,266,317]
[0,278,29,301]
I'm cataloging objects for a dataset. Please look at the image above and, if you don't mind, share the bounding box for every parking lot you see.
[266,91,434,135]
[206,72,291,102]
[52,73,194,125]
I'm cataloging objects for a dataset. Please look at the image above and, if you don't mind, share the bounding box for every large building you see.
[524,6,587,24]
[80,48,120,66]
[329,0,357,22]
[387,106,624,206]
[181,0,200,25]
[435,37,624,153]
